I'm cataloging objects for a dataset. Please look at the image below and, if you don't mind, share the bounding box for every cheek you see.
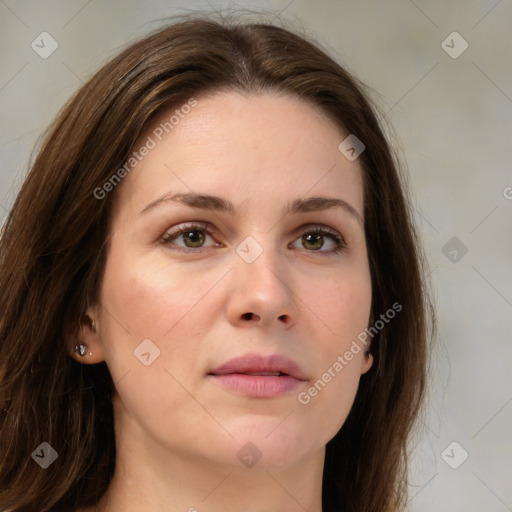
[303,263,372,344]
[100,246,222,341]
[98,253,216,431]
[293,264,371,434]
[96,249,208,390]
[296,335,368,441]
[300,360,363,441]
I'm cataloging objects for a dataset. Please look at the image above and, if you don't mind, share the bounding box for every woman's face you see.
[91,91,373,470]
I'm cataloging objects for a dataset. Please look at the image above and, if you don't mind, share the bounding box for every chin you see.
[223,427,317,471]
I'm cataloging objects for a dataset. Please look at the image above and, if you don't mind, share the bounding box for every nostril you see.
[242,313,258,320]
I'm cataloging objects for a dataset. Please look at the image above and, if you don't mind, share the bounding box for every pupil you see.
[185,230,204,247]
[304,233,323,250]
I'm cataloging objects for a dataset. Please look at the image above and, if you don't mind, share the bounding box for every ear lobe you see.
[65,308,105,364]
[360,351,373,375]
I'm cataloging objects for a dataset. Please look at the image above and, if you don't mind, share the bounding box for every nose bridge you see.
[227,232,297,325]
[234,231,284,284]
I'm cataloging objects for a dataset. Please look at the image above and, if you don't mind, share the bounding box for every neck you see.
[97,420,325,512]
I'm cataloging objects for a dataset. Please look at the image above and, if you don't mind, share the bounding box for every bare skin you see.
[72,91,373,512]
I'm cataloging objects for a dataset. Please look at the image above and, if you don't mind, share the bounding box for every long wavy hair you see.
[0,14,435,512]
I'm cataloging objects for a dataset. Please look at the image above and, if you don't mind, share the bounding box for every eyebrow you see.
[138,192,363,227]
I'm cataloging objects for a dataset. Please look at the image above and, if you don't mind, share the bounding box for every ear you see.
[66,306,105,364]
[360,310,374,375]
[360,349,373,375]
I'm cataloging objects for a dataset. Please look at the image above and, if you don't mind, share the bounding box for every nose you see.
[224,237,299,330]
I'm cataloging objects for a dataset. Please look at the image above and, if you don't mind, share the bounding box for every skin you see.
[71,91,373,512]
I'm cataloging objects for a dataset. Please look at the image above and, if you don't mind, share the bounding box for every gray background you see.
[1,1,511,510]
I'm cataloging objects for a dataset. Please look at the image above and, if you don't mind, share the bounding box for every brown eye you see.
[160,222,217,250]
[291,225,347,254]
[180,230,206,248]
[302,233,324,250]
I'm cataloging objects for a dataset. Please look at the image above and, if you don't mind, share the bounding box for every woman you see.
[0,15,435,512]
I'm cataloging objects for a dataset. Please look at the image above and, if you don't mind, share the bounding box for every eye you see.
[160,222,347,254]
[290,225,347,254]
[160,222,219,250]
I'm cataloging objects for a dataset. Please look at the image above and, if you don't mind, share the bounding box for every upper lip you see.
[209,353,308,381]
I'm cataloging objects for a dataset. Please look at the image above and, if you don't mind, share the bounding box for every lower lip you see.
[209,374,305,398]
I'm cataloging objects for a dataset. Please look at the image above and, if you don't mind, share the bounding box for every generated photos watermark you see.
[93,97,198,200]
[297,301,402,405]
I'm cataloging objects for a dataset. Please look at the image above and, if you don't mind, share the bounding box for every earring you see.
[74,344,87,357]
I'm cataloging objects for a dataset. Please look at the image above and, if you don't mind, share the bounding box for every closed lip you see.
[208,353,309,381]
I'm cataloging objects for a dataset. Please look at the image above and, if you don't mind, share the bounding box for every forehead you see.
[149,91,346,156]
[113,91,364,219]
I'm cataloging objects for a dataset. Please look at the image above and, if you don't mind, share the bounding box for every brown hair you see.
[0,14,435,512]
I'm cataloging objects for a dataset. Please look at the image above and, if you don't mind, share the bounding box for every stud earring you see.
[74,344,87,357]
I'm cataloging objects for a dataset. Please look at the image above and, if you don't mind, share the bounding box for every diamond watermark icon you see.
[237,442,262,468]
[442,236,468,263]
[236,236,263,264]
[31,32,59,59]
[441,441,469,469]
[338,134,365,161]
[441,32,468,59]
[32,442,58,469]
[134,338,161,366]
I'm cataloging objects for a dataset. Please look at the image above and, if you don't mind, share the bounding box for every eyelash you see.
[160,222,347,254]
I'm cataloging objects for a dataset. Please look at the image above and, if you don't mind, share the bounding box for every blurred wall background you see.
[1,1,511,510]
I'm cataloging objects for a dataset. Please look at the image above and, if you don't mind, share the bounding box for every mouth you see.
[208,353,308,398]
[234,371,283,376]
